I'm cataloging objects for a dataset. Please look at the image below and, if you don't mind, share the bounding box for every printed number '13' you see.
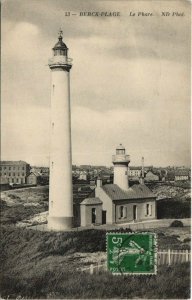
[112,237,122,244]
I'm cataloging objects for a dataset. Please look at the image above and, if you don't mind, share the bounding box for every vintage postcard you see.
[1,0,191,299]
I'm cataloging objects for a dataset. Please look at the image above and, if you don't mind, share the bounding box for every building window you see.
[146,204,152,216]
[22,173,25,176]
[18,173,20,176]
[0,167,1,170]
[92,208,96,224]
[120,206,124,218]
[119,206,127,218]
[9,173,11,176]
[4,173,6,176]
[22,167,25,170]
[13,173,15,176]
[4,167,6,170]
[146,204,149,216]
[9,167,11,170]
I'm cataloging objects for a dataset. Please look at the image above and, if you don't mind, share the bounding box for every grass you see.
[0,185,191,299]
[0,225,190,298]
[1,262,190,299]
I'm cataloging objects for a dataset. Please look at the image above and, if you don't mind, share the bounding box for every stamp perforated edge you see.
[106,231,158,276]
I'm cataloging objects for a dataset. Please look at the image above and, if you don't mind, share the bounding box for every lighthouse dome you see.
[53,37,68,50]
[52,30,68,56]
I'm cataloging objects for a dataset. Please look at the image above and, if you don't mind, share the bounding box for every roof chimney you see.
[97,176,102,187]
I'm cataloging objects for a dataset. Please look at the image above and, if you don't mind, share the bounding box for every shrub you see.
[183,237,191,243]
[157,199,190,219]
[170,220,184,227]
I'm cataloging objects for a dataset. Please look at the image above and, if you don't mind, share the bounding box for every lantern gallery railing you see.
[48,57,73,66]
[112,154,130,163]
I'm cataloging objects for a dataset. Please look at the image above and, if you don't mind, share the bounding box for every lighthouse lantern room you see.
[112,144,130,191]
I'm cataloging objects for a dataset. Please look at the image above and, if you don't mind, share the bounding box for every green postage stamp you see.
[107,232,157,275]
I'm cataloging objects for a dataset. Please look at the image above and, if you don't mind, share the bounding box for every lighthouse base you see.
[47,216,73,231]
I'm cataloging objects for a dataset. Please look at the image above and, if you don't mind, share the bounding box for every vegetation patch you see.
[157,199,190,219]
[170,220,184,227]
[1,262,190,299]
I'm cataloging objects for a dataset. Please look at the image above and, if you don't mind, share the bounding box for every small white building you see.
[80,145,156,226]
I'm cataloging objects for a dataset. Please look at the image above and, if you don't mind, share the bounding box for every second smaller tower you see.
[112,144,130,190]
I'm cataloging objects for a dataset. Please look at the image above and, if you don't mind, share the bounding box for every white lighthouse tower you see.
[112,144,130,190]
[48,30,73,230]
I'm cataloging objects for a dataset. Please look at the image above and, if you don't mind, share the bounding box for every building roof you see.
[102,184,155,201]
[175,170,189,176]
[28,171,41,177]
[146,170,159,176]
[0,161,29,165]
[81,197,103,205]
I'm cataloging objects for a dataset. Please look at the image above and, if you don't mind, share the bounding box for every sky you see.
[1,0,191,167]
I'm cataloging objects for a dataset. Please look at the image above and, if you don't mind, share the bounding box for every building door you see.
[92,208,96,224]
[133,205,137,220]
[102,210,106,224]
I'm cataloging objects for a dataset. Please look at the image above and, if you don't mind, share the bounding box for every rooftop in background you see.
[129,166,153,170]
[175,170,190,176]
[0,161,29,165]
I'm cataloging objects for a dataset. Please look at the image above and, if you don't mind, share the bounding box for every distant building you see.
[128,167,141,178]
[31,166,49,176]
[145,170,159,182]
[27,172,40,185]
[27,172,49,185]
[128,166,153,179]
[0,161,30,184]
[79,171,87,181]
[128,166,141,178]
[175,170,189,181]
